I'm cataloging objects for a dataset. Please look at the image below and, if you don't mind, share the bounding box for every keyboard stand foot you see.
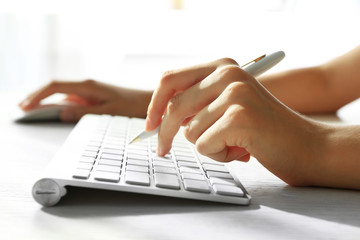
[32,178,66,207]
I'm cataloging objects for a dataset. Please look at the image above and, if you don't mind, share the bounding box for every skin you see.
[145,46,360,189]
[20,46,360,189]
[19,80,152,122]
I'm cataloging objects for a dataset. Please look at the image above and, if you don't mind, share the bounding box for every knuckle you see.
[82,79,97,91]
[166,95,181,116]
[160,70,176,85]
[223,82,244,100]
[217,57,239,66]
[83,79,96,86]
[225,81,254,102]
[49,80,61,90]
[195,140,207,155]
[183,125,196,144]
[220,65,243,76]
[226,105,245,123]
[219,65,252,84]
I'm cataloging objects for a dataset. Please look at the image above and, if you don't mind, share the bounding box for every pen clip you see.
[241,54,266,69]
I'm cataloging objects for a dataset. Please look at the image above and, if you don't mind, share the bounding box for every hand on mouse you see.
[19,80,153,122]
[145,58,333,187]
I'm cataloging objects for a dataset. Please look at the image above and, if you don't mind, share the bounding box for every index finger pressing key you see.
[145,62,219,132]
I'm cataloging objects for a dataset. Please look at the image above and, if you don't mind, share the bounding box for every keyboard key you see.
[183,179,211,193]
[151,150,171,159]
[209,177,237,186]
[127,153,148,161]
[213,184,244,197]
[103,139,125,145]
[206,171,233,179]
[125,171,150,186]
[154,166,178,175]
[199,157,224,165]
[101,153,123,161]
[153,155,172,162]
[73,169,91,179]
[104,136,125,141]
[98,159,122,167]
[82,151,97,158]
[153,160,175,168]
[179,166,202,174]
[177,161,199,168]
[127,145,148,151]
[203,164,229,173]
[174,151,193,157]
[102,143,124,150]
[126,165,149,173]
[94,171,120,182]
[127,159,149,167]
[96,164,121,173]
[102,148,124,155]
[175,155,197,163]
[79,156,96,164]
[172,146,190,152]
[172,142,189,148]
[127,149,148,155]
[85,146,100,152]
[181,172,205,181]
[88,140,102,147]
[129,142,147,148]
[154,173,180,189]
[77,162,93,170]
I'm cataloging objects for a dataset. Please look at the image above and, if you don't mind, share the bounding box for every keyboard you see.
[32,114,251,206]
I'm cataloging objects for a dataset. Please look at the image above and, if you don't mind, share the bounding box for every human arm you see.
[19,80,152,122]
[258,45,360,113]
[145,57,360,189]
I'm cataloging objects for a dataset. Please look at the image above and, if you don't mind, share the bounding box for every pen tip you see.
[128,136,141,145]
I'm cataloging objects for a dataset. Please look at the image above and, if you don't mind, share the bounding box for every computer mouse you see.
[15,104,67,122]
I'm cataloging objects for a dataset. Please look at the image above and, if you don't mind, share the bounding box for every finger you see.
[64,94,91,106]
[191,102,250,162]
[146,64,216,131]
[146,58,238,131]
[19,80,97,110]
[183,81,236,144]
[207,146,250,163]
[156,67,233,155]
[195,106,248,162]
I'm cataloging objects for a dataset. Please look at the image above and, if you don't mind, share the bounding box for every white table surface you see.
[1,92,360,240]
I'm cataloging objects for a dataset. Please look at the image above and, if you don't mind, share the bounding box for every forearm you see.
[118,87,153,118]
[258,66,339,114]
[258,46,360,114]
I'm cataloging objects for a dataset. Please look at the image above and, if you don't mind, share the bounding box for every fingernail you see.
[61,109,74,122]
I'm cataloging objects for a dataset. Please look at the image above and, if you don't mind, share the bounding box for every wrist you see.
[132,90,153,118]
[313,125,360,189]
[282,117,331,187]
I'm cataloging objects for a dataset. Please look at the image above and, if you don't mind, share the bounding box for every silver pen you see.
[129,51,285,145]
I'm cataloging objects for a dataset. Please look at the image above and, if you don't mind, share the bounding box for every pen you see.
[129,51,285,144]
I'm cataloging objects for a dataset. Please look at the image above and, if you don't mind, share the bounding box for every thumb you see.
[60,105,106,122]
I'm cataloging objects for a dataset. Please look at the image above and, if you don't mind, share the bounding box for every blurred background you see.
[1,0,360,92]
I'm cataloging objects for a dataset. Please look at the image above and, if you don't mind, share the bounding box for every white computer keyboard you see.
[32,114,251,206]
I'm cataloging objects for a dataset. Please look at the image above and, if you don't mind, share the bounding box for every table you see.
[1,92,360,240]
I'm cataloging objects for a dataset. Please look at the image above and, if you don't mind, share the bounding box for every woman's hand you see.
[146,58,330,186]
[19,80,153,122]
